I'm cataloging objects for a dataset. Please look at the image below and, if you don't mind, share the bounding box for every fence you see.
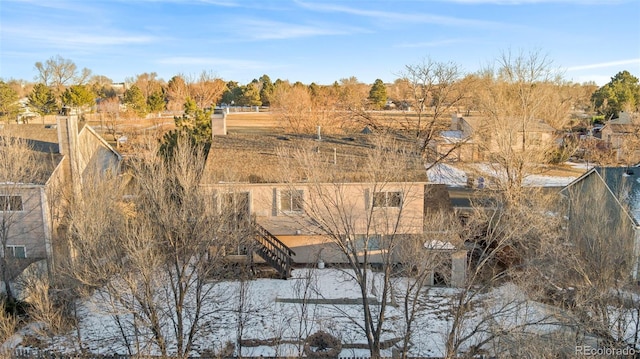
[8,348,460,359]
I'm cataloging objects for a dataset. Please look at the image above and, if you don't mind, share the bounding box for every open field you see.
[226,112,282,130]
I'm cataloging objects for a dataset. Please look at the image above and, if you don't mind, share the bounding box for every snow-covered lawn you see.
[12,268,576,358]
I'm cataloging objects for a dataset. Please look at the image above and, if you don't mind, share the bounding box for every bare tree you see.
[97,97,122,143]
[397,58,467,155]
[393,209,464,358]
[62,136,237,357]
[190,71,227,110]
[166,75,190,112]
[472,50,564,196]
[127,72,164,101]
[34,56,91,99]
[443,189,565,358]
[280,135,427,358]
[271,81,313,133]
[337,77,369,112]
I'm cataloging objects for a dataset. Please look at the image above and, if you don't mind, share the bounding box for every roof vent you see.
[625,169,635,176]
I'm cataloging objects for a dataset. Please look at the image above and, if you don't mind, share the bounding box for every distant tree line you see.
[0,54,638,126]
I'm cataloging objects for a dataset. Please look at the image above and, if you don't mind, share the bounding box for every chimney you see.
[451,113,462,131]
[57,111,81,198]
[211,111,227,137]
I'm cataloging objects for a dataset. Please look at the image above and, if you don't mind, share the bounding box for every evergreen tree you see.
[0,81,20,123]
[123,84,148,116]
[61,84,95,116]
[28,83,58,116]
[592,70,640,119]
[238,83,262,107]
[160,98,212,158]
[147,90,166,114]
[221,81,240,105]
[259,74,274,107]
[368,79,388,109]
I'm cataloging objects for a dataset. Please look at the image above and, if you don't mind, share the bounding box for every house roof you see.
[602,112,639,134]
[603,123,638,134]
[0,124,65,185]
[562,165,640,226]
[437,130,466,144]
[462,116,556,133]
[203,131,429,184]
[0,120,118,186]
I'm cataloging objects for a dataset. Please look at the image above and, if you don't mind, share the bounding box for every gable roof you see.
[203,132,428,184]
[602,112,639,134]
[562,165,640,227]
[1,124,64,185]
[461,116,556,133]
[1,120,120,185]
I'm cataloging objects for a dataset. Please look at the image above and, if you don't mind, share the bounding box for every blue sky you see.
[1,0,639,86]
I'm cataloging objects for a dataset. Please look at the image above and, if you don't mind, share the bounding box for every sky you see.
[1,0,639,86]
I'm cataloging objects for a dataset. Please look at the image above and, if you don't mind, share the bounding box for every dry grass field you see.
[226,112,282,130]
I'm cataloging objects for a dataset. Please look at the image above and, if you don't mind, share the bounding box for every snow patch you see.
[426,163,467,187]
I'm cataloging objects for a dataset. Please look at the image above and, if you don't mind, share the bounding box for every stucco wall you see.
[0,186,48,259]
[204,182,427,236]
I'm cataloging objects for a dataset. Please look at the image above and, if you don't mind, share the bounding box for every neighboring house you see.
[430,113,557,162]
[561,166,640,281]
[0,114,121,286]
[16,98,39,124]
[201,131,467,286]
[600,111,640,163]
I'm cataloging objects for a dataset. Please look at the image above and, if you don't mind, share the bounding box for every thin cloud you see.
[295,1,509,28]
[567,59,640,71]
[396,39,466,48]
[3,26,158,48]
[235,19,362,40]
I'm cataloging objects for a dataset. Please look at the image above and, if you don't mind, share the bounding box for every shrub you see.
[304,330,342,359]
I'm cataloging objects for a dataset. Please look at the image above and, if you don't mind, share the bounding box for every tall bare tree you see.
[280,135,428,358]
[397,58,466,155]
[166,75,191,112]
[34,56,91,100]
[473,50,563,196]
[62,136,236,357]
[190,71,227,110]
[443,189,564,358]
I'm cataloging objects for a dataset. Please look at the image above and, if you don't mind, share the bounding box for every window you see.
[281,189,304,212]
[347,234,382,252]
[0,196,23,211]
[7,245,26,259]
[372,191,402,208]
